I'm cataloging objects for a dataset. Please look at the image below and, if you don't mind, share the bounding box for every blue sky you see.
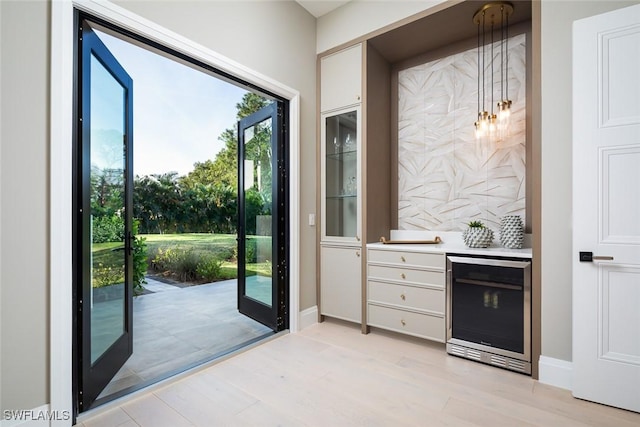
[96,29,249,177]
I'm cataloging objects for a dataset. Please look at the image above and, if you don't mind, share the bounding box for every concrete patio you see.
[97,277,273,399]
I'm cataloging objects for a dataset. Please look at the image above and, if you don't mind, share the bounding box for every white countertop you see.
[367,231,532,259]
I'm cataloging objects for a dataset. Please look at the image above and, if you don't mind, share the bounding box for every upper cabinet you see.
[320,43,363,112]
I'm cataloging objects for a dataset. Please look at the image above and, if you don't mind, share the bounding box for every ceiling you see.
[295,0,352,18]
[369,0,532,64]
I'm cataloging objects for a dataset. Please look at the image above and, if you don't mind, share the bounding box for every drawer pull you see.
[400,256,406,262]
[400,273,406,279]
[400,293,406,301]
[401,319,406,326]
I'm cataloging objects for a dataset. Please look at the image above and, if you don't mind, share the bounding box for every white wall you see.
[0,0,50,414]
[539,0,639,362]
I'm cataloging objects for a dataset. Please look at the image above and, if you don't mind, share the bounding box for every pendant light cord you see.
[490,19,494,117]
[477,16,481,119]
[506,10,509,101]
[482,11,486,114]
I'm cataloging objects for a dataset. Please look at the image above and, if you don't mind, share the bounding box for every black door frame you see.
[73,15,134,413]
[237,102,289,331]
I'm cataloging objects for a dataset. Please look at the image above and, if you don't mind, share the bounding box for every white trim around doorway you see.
[50,1,301,425]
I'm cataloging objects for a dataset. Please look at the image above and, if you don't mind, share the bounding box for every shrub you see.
[214,246,235,261]
[132,220,147,296]
[232,238,257,263]
[171,250,200,282]
[197,254,223,281]
[93,263,124,288]
[151,246,200,282]
[93,215,124,243]
[151,246,179,271]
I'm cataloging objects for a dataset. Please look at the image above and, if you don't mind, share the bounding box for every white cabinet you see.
[320,43,362,113]
[320,245,362,323]
[367,247,446,342]
[317,42,390,330]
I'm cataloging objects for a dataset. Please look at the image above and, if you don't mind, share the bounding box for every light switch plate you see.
[308,213,316,226]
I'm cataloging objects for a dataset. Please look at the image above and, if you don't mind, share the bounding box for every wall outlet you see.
[308,213,316,226]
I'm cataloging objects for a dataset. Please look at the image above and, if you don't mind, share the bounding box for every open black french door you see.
[237,102,288,331]
[75,19,134,412]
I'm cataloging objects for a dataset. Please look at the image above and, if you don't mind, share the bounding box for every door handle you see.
[579,252,614,262]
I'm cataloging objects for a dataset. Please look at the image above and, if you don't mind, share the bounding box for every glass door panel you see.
[237,102,287,331]
[242,115,273,306]
[325,110,358,238]
[89,53,127,364]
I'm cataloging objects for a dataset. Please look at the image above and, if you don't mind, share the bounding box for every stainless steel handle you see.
[456,278,522,291]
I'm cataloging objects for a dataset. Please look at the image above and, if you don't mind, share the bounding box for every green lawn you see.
[92,233,271,285]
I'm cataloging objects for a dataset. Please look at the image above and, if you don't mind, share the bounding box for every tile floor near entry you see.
[80,319,640,427]
[98,278,272,398]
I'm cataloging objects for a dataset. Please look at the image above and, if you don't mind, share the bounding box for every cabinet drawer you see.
[368,281,444,313]
[368,249,444,269]
[367,304,445,342]
[368,264,445,287]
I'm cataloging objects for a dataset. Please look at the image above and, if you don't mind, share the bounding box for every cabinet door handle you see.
[400,273,406,279]
[355,235,361,242]
[356,251,360,257]
[357,95,361,101]
[400,293,406,301]
[400,256,406,262]
[400,319,406,326]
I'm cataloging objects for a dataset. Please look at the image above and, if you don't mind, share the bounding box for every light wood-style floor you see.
[77,319,640,427]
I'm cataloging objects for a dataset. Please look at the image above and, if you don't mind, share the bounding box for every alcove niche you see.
[397,33,526,231]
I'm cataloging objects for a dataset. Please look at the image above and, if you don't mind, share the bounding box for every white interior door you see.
[573,3,640,413]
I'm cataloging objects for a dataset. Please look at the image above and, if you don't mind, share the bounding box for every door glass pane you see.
[325,111,357,237]
[243,117,272,307]
[90,53,127,364]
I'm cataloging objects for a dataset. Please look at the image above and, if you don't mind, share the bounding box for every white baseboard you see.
[1,404,70,427]
[538,355,573,391]
[298,306,318,331]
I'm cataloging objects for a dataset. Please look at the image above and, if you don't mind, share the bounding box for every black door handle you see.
[579,251,614,262]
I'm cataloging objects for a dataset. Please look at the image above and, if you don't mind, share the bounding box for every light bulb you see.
[498,100,512,121]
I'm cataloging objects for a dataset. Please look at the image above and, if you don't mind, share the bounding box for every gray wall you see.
[0,0,51,413]
[0,0,316,415]
[539,0,639,362]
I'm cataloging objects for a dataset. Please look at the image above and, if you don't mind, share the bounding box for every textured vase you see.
[500,215,524,249]
[463,227,494,248]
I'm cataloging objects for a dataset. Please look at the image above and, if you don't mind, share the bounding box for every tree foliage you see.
[131,92,272,235]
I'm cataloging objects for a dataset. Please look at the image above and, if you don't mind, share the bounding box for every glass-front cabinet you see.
[321,106,361,243]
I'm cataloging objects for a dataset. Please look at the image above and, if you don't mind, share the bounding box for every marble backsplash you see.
[398,33,526,232]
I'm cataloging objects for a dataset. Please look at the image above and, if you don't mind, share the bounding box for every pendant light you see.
[473,2,513,140]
